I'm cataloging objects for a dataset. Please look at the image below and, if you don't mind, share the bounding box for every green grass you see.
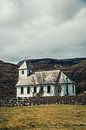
[0,105,86,130]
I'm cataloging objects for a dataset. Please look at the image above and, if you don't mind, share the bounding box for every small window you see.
[40,86,43,92]
[34,87,37,93]
[47,86,51,93]
[22,70,24,74]
[72,85,74,94]
[27,87,30,94]
[66,86,69,95]
[21,87,24,94]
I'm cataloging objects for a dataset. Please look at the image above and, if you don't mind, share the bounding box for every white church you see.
[16,61,76,98]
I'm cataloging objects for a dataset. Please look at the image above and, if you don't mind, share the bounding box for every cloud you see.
[51,0,86,24]
[0,0,86,63]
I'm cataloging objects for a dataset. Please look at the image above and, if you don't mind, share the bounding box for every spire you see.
[19,60,27,70]
[18,59,28,78]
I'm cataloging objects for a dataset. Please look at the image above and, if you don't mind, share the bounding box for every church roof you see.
[16,70,61,86]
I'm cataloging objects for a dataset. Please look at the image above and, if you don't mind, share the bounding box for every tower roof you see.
[19,60,27,70]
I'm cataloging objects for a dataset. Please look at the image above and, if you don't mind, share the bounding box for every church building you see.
[16,61,76,98]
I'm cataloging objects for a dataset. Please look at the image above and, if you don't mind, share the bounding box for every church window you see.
[66,86,69,95]
[47,86,51,93]
[21,87,24,94]
[40,86,43,92]
[72,85,74,94]
[27,87,30,94]
[34,87,37,93]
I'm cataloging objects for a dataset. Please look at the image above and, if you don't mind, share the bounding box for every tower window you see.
[22,70,24,74]
[47,86,51,93]
[27,87,30,94]
[21,87,24,94]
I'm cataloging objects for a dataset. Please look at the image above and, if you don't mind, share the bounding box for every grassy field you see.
[0,105,86,130]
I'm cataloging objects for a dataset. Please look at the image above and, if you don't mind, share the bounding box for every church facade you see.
[16,61,76,98]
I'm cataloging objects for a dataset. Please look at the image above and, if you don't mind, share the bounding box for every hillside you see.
[18,58,86,70]
[0,62,18,98]
[0,58,86,98]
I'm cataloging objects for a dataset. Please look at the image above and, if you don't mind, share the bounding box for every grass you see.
[0,104,86,130]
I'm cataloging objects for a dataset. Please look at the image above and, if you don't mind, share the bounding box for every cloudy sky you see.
[0,0,86,63]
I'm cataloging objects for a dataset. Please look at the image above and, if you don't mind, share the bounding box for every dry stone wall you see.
[0,96,86,106]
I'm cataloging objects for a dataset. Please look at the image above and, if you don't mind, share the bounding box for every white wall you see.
[17,85,55,98]
[59,72,76,96]
[19,69,28,78]
[63,84,76,96]
[43,85,55,97]
[17,84,76,98]
[60,85,65,96]
[17,86,37,98]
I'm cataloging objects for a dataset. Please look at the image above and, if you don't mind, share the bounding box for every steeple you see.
[19,60,28,78]
[19,60,27,70]
[18,59,33,78]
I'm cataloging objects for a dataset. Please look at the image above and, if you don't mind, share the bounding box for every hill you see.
[0,62,18,97]
[0,58,86,97]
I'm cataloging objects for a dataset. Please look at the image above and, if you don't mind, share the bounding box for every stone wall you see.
[0,95,86,106]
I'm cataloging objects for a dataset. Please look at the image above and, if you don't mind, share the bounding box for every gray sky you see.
[0,0,86,63]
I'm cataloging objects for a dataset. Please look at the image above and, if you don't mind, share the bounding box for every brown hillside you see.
[0,62,18,98]
[70,60,86,94]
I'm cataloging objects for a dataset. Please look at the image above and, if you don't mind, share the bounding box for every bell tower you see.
[18,60,33,78]
[19,60,28,78]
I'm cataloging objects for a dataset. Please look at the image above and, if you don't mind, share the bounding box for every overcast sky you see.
[0,0,86,63]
